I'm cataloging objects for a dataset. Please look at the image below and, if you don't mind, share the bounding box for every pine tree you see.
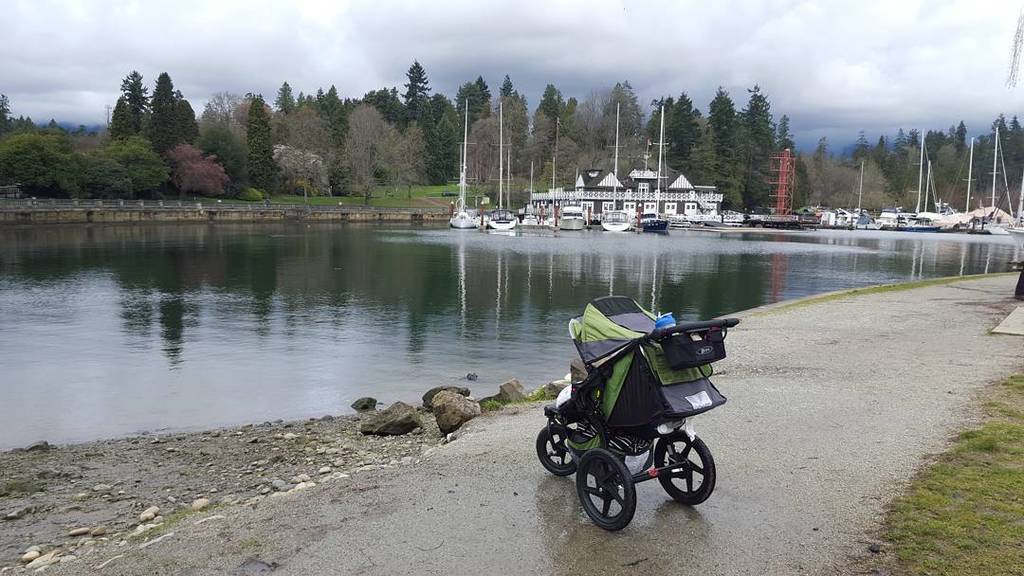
[424,95,458,184]
[707,88,742,207]
[954,121,967,152]
[689,124,718,186]
[174,94,198,145]
[500,75,515,98]
[119,71,149,135]
[665,93,701,173]
[473,76,491,118]
[109,97,134,140]
[246,95,277,191]
[403,61,431,124]
[0,94,10,134]
[319,85,348,147]
[275,82,296,114]
[147,72,179,154]
[775,115,794,151]
[852,131,870,161]
[739,85,775,209]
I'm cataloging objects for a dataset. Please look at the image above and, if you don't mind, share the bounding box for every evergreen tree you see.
[707,88,743,207]
[424,95,458,184]
[954,121,967,152]
[119,70,149,135]
[689,123,718,186]
[147,72,180,154]
[852,131,870,161]
[174,94,199,144]
[537,84,565,122]
[275,82,296,114]
[246,95,277,191]
[775,114,794,151]
[500,75,515,99]
[403,61,431,124]
[0,94,9,135]
[318,85,348,147]
[455,79,491,126]
[739,85,774,209]
[473,76,491,117]
[109,97,134,140]
[665,93,702,173]
[363,87,405,125]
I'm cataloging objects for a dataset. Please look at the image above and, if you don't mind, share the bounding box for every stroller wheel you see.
[535,425,577,476]
[575,448,637,531]
[653,433,716,505]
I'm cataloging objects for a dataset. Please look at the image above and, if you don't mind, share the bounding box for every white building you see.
[529,168,722,220]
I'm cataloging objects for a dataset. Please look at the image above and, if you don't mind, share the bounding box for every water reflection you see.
[0,224,1019,447]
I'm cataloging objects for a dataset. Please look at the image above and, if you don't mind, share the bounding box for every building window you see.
[623,202,636,214]
[664,202,677,215]
[644,202,657,213]
[685,202,698,215]
[581,201,594,217]
[602,201,615,213]
[638,182,649,194]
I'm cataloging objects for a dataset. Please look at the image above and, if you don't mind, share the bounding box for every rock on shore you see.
[431,391,481,434]
[358,402,422,436]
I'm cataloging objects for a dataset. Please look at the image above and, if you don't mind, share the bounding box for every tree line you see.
[0,64,1019,211]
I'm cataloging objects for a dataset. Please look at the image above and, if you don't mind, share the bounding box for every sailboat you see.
[449,103,477,229]
[641,104,669,232]
[488,100,517,231]
[982,126,1013,235]
[601,104,631,232]
[853,160,882,230]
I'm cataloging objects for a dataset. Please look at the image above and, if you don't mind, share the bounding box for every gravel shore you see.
[2,274,1021,575]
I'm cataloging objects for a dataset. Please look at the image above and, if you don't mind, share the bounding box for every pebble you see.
[24,546,41,554]
[190,498,210,511]
[71,493,89,502]
[282,433,299,440]
[318,466,332,474]
[293,473,311,483]
[92,484,112,492]
[20,551,40,563]
[68,527,91,537]
[139,506,160,522]
[90,526,108,536]
[25,551,60,569]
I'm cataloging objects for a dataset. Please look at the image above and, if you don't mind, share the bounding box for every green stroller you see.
[536,296,738,530]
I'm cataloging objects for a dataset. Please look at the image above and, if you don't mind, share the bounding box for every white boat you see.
[559,205,586,230]
[487,101,517,231]
[854,211,882,230]
[488,208,518,231]
[877,208,913,230]
[1009,227,1024,244]
[668,215,692,229]
[600,210,631,232]
[450,104,477,230]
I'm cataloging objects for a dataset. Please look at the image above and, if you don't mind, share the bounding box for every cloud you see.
[1,0,1020,148]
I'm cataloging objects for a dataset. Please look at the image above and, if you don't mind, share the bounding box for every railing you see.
[529,189,724,204]
[0,198,446,214]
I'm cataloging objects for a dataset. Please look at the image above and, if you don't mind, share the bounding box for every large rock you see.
[421,386,471,409]
[536,379,570,399]
[497,379,527,403]
[359,402,422,436]
[431,391,481,434]
[570,358,588,383]
[25,441,51,452]
[350,397,378,412]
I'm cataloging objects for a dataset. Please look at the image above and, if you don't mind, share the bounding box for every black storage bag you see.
[661,328,727,370]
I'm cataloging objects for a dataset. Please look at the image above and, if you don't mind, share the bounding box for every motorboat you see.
[600,210,631,232]
[902,216,942,233]
[668,215,692,229]
[854,211,882,230]
[639,212,669,232]
[521,211,541,227]
[559,205,586,231]
[487,208,518,231]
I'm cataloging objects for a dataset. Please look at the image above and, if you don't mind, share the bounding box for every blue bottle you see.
[654,312,676,331]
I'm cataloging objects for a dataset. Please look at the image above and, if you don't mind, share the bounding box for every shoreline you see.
[1,273,1021,573]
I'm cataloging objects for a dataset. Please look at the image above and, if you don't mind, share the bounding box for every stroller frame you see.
[536,297,738,531]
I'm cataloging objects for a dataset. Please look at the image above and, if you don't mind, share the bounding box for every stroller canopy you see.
[570,296,656,364]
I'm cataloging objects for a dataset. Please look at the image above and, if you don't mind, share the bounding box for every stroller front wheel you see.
[653,433,716,505]
[575,448,637,531]
[535,425,577,476]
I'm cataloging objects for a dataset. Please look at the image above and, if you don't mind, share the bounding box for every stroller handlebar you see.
[647,317,740,341]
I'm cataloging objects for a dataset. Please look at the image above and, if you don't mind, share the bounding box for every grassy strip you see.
[480,386,561,412]
[754,272,1015,316]
[874,374,1024,576]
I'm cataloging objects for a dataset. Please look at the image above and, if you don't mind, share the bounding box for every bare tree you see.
[343,104,387,203]
[382,123,426,197]
[273,144,327,199]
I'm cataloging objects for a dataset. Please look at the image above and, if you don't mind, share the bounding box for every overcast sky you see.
[2,0,1021,149]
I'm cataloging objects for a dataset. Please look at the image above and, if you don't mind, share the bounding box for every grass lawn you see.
[874,374,1024,575]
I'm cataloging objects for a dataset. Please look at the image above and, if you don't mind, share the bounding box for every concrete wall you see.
[0,207,450,225]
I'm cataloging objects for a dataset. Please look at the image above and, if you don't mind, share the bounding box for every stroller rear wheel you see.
[575,448,637,531]
[536,425,576,476]
[653,433,716,505]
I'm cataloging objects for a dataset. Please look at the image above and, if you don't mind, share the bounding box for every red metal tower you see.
[770,149,796,215]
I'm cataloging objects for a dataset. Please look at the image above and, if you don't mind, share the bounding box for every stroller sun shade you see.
[570,296,656,364]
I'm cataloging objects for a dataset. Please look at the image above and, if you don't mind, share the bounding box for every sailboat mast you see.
[857,159,864,213]
[529,161,534,193]
[965,137,974,212]
[656,104,665,207]
[924,160,932,212]
[507,146,511,208]
[915,130,925,213]
[613,102,620,194]
[498,100,503,210]
[991,126,999,212]
[552,119,559,190]
[459,103,469,208]
[1018,168,1024,224]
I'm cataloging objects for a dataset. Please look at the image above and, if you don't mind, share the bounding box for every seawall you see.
[0,199,450,225]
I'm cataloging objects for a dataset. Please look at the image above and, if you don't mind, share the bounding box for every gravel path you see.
[34,275,1024,576]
